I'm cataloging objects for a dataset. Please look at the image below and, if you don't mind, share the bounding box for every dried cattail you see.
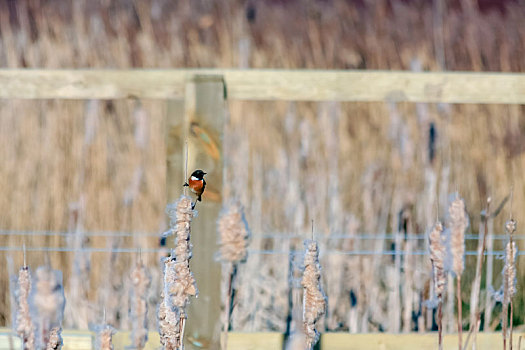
[217,203,250,350]
[30,266,66,349]
[499,219,518,350]
[494,220,518,304]
[162,195,198,349]
[428,220,445,350]
[429,220,446,297]
[217,204,249,263]
[166,195,198,313]
[158,257,180,350]
[94,324,115,350]
[301,240,326,349]
[448,196,467,350]
[504,240,517,301]
[45,327,62,350]
[449,197,467,276]
[15,266,34,350]
[129,262,151,349]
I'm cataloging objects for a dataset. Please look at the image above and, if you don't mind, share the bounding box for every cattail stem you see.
[457,275,462,350]
[438,299,443,350]
[503,301,508,350]
[179,316,186,350]
[510,301,514,350]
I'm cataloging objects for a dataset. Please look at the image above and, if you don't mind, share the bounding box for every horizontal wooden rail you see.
[0,69,524,103]
[1,329,524,349]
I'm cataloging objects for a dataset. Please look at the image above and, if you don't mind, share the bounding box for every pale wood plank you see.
[3,330,524,350]
[0,69,524,103]
[321,332,525,350]
[226,332,284,349]
[166,75,224,349]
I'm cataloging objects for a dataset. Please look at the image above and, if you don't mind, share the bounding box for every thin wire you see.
[1,230,524,240]
[0,246,159,253]
[0,230,160,238]
[252,233,525,241]
[0,245,523,256]
[249,250,524,257]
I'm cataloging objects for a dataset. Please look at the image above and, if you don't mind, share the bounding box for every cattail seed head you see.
[158,257,180,350]
[429,221,446,297]
[166,196,198,315]
[217,204,250,263]
[30,266,65,349]
[15,266,34,349]
[505,219,516,236]
[129,262,151,349]
[494,220,519,305]
[45,327,62,350]
[94,324,115,350]
[301,240,326,349]
[449,197,467,276]
[504,240,517,303]
[503,218,518,305]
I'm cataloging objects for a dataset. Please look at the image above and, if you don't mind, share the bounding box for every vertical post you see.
[166,75,225,349]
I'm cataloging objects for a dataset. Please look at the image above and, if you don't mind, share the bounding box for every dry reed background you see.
[0,0,525,336]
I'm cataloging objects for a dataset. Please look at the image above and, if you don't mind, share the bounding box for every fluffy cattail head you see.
[505,219,516,236]
[301,240,326,349]
[45,327,62,350]
[217,204,250,263]
[494,219,519,305]
[429,221,446,298]
[504,240,517,303]
[129,262,151,349]
[94,324,115,350]
[158,257,180,350]
[15,266,34,349]
[30,265,65,348]
[503,219,518,303]
[448,196,467,276]
[165,195,198,316]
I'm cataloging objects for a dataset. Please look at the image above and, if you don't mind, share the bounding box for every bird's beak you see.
[203,172,207,175]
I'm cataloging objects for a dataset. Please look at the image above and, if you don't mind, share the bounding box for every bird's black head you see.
[191,169,207,179]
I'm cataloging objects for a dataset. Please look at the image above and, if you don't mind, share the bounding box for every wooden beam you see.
[4,329,525,349]
[320,332,525,350]
[0,69,524,103]
[0,329,283,349]
[166,75,225,349]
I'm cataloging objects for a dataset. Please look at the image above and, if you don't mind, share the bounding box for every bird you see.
[183,169,207,203]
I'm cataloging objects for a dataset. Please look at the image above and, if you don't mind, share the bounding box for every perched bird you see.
[184,169,207,203]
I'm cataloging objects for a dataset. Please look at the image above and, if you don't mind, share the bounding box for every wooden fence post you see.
[166,75,225,349]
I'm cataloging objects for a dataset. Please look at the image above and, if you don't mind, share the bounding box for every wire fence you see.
[2,229,525,240]
[1,230,523,256]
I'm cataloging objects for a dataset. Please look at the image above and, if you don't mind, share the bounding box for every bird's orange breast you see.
[188,178,204,194]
